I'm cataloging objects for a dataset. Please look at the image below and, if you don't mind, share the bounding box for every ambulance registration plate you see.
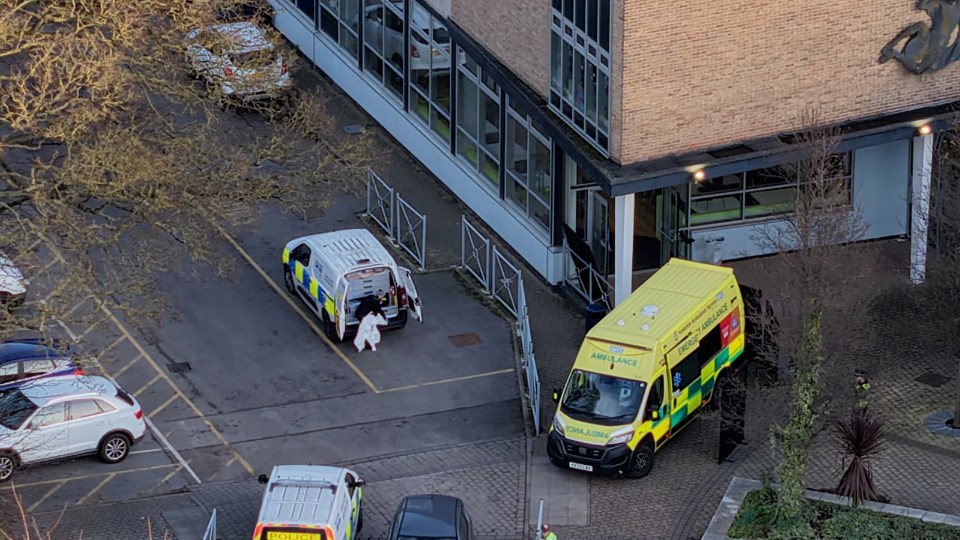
[569,462,593,472]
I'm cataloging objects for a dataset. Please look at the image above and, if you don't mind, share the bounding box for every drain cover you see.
[342,124,364,135]
[167,362,192,373]
[915,371,951,387]
[448,332,481,348]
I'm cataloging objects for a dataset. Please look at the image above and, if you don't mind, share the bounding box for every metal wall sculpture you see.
[880,0,960,74]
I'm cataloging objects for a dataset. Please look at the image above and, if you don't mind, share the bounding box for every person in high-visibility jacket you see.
[541,523,557,540]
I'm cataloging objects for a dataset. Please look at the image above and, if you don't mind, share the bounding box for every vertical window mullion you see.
[402,0,410,110]
[449,44,457,155]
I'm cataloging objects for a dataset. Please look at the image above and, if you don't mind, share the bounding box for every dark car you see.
[0,339,82,392]
[388,494,473,540]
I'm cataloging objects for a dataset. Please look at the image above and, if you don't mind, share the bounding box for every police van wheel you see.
[283,268,296,294]
[627,444,654,479]
[321,312,339,342]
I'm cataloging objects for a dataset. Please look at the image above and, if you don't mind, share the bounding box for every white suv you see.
[0,375,146,482]
[184,21,292,101]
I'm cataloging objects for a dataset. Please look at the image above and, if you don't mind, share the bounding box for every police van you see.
[282,229,423,342]
[252,465,364,540]
[548,258,746,478]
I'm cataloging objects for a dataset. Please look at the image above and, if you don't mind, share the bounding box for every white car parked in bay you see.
[0,375,146,482]
[184,21,292,101]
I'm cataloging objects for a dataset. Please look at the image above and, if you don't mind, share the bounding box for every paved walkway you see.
[17,64,960,540]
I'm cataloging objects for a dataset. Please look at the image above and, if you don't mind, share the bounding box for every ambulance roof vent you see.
[616,319,625,326]
[641,324,650,332]
[641,305,659,318]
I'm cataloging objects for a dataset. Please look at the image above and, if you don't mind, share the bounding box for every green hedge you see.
[728,488,960,540]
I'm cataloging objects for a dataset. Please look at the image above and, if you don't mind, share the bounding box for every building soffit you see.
[440,3,960,199]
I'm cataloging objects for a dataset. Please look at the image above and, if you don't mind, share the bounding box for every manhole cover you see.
[915,371,951,387]
[924,410,960,438]
[167,362,192,373]
[342,124,365,135]
[448,332,481,348]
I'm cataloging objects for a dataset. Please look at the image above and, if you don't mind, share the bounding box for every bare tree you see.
[0,0,376,334]
[751,111,874,532]
[928,122,960,428]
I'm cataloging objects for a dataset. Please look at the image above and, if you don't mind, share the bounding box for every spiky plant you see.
[835,407,885,506]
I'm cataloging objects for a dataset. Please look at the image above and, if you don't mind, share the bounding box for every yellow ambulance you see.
[547,258,746,478]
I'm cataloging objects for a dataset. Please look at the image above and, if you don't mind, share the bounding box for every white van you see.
[282,228,423,342]
[252,465,364,540]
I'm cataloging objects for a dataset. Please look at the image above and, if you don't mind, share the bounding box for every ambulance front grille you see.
[563,441,604,460]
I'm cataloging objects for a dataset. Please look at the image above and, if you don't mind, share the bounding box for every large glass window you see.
[295,0,316,21]
[363,0,404,99]
[408,0,451,143]
[689,153,854,225]
[455,48,500,186]
[550,0,610,154]
[505,98,553,230]
[314,0,359,59]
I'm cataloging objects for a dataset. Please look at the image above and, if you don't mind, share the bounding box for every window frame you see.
[549,0,610,155]
[688,152,855,227]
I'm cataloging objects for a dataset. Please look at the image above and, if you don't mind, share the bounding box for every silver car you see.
[0,375,146,482]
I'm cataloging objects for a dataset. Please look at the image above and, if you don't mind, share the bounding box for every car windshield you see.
[560,370,646,425]
[0,389,38,430]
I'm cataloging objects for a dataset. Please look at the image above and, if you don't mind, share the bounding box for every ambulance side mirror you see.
[348,479,365,488]
[650,410,660,421]
[258,474,268,484]
[551,389,560,404]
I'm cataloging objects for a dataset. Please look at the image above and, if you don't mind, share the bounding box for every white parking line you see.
[130,448,164,455]
[54,318,203,485]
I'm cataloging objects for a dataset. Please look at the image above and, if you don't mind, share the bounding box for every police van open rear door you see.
[399,267,422,322]
[336,278,348,340]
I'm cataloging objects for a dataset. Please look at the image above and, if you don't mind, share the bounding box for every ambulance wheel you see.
[627,443,654,479]
[283,267,296,294]
[395,308,408,330]
[321,311,339,342]
[357,507,364,533]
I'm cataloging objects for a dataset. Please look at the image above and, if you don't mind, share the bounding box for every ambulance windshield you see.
[560,370,646,425]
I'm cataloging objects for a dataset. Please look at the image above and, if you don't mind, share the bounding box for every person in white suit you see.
[354,309,387,352]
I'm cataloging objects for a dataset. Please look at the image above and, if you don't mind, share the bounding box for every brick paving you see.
[26,65,960,540]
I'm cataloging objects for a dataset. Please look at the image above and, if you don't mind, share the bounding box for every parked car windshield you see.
[560,370,646,426]
[0,389,38,430]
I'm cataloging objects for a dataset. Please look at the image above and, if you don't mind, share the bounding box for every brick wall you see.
[451,0,550,99]
[618,0,960,164]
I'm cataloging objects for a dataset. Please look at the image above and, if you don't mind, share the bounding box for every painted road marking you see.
[149,394,181,417]
[0,464,176,490]
[212,220,380,393]
[62,295,93,318]
[130,448,164,456]
[112,353,144,378]
[133,373,163,397]
[75,319,106,341]
[75,472,116,506]
[379,368,516,393]
[157,466,183,487]
[98,303,254,477]
[26,483,63,513]
[34,233,254,482]
[97,336,128,360]
[56,314,203,485]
